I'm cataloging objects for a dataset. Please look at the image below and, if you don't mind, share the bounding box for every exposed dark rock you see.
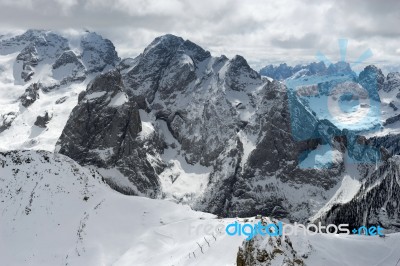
[237,218,305,265]
[20,83,40,107]
[57,70,165,197]
[55,96,68,104]
[319,156,400,233]
[383,113,400,126]
[80,32,120,74]
[0,112,17,133]
[225,55,262,91]
[384,72,400,93]
[389,101,398,111]
[53,50,83,69]
[34,112,51,128]
[358,65,384,101]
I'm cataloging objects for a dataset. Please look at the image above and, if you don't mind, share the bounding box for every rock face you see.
[19,83,40,107]
[318,156,400,233]
[197,80,344,219]
[52,50,85,85]
[384,72,400,93]
[56,34,349,221]
[80,32,120,74]
[57,70,165,197]
[358,65,384,101]
[34,112,51,128]
[236,218,305,266]
[0,112,17,133]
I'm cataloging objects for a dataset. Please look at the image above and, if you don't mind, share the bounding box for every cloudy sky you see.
[0,0,399,72]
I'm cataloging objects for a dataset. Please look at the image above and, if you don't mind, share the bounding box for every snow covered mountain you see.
[53,34,353,222]
[3,30,400,224]
[2,29,400,266]
[1,150,399,266]
[0,29,119,151]
[266,61,400,238]
[316,155,400,232]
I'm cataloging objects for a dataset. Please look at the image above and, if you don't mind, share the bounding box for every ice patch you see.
[86,91,106,100]
[108,92,128,107]
[138,109,155,139]
[237,130,257,168]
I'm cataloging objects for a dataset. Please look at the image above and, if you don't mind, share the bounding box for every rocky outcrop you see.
[52,50,86,84]
[358,65,384,101]
[236,218,305,266]
[34,112,51,128]
[384,72,400,93]
[20,83,40,107]
[224,55,262,91]
[319,156,400,233]
[80,32,120,74]
[57,70,165,197]
[0,112,17,133]
[197,80,344,220]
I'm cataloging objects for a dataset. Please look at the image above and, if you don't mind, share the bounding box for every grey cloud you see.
[270,33,321,49]
[0,0,398,71]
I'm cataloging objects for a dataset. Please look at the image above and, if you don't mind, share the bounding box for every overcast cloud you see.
[0,0,399,72]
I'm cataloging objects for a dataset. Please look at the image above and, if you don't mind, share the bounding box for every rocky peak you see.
[180,40,211,63]
[57,69,165,197]
[80,31,120,73]
[358,65,385,99]
[124,34,212,102]
[17,29,45,40]
[84,69,124,98]
[326,61,353,75]
[306,61,327,75]
[142,34,184,57]
[9,30,69,83]
[224,55,262,91]
[52,50,81,69]
[384,72,400,93]
[260,63,293,80]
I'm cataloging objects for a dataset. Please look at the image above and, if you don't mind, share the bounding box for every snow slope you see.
[1,150,399,266]
[0,150,244,266]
